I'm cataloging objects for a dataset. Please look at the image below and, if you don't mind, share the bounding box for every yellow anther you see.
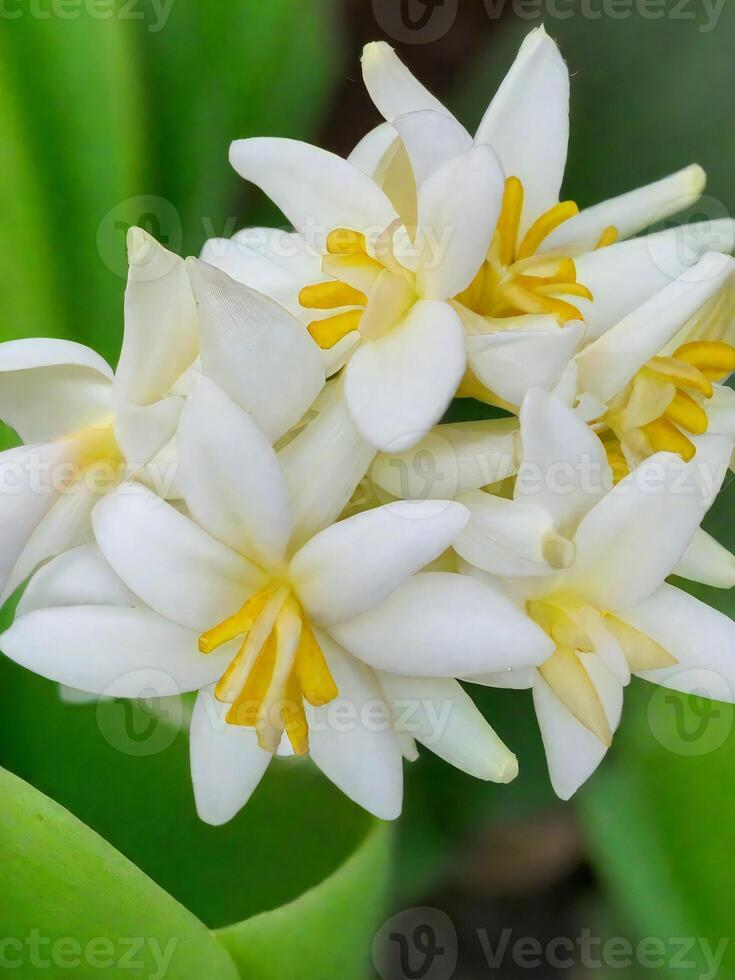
[663,389,709,435]
[604,615,677,671]
[295,622,339,707]
[299,280,367,310]
[307,310,363,349]
[647,356,713,398]
[534,281,594,302]
[594,225,618,250]
[497,176,524,266]
[498,282,583,323]
[641,417,696,461]
[326,228,367,255]
[673,340,735,382]
[517,200,580,261]
[199,587,273,654]
[603,439,629,484]
[539,646,612,746]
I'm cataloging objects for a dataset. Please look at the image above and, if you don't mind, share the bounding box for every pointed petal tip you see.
[126,225,156,265]
[361,39,393,63]
[492,752,519,784]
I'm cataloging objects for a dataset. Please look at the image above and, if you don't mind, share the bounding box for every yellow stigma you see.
[455,176,614,326]
[199,585,338,755]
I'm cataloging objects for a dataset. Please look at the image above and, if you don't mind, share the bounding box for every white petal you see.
[533,672,608,800]
[1,480,100,604]
[454,490,568,577]
[0,441,72,598]
[361,41,451,123]
[514,389,609,537]
[621,583,735,699]
[674,528,735,589]
[18,544,136,615]
[177,377,291,567]
[200,229,322,317]
[116,227,198,405]
[576,251,735,404]
[565,452,706,611]
[543,164,706,255]
[93,484,266,632]
[574,605,630,686]
[228,138,399,248]
[379,672,518,782]
[1,605,228,696]
[573,219,735,342]
[307,632,403,820]
[290,499,469,626]
[188,258,325,443]
[190,686,271,826]
[475,26,569,233]
[465,319,584,408]
[706,384,735,437]
[370,417,518,500]
[347,122,400,178]
[393,109,473,187]
[277,382,376,549]
[344,299,466,452]
[415,145,504,300]
[0,339,113,443]
[465,668,535,690]
[331,571,554,676]
[113,396,184,470]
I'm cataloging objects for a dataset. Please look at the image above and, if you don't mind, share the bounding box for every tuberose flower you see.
[453,389,735,798]
[1,377,553,822]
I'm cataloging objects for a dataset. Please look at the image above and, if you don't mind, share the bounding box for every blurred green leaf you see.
[216,821,391,980]
[0,6,146,365]
[0,657,379,932]
[0,765,239,979]
[139,0,344,254]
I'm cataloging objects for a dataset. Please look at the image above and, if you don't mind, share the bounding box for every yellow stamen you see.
[517,201,579,261]
[295,622,339,706]
[226,631,277,727]
[594,225,618,250]
[534,281,594,302]
[603,439,629,484]
[199,587,273,654]
[307,310,363,349]
[673,340,735,382]
[326,228,367,255]
[647,356,713,398]
[539,646,612,746]
[541,533,576,570]
[214,587,289,703]
[282,672,310,756]
[604,615,678,671]
[641,417,696,461]
[498,282,582,323]
[299,280,367,310]
[663,389,709,435]
[497,176,524,266]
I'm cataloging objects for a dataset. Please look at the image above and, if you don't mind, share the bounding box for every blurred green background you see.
[1,1,735,977]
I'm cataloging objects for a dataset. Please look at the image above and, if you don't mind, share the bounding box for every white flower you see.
[453,389,735,799]
[1,377,553,822]
[0,232,326,606]
[358,28,734,406]
[574,250,735,471]
[0,228,197,603]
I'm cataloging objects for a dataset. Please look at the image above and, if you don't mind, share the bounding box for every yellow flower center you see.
[62,424,125,492]
[604,339,735,472]
[199,584,338,756]
[528,597,675,745]
[456,177,614,324]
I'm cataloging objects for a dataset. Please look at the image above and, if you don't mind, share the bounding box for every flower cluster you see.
[3,27,735,824]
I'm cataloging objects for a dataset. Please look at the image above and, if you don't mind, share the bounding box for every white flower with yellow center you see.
[357,28,734,409]
[1,377,553,822]
[574,251,735,477]
[452,389,735,798]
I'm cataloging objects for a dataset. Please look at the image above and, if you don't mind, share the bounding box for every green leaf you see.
[0,765,239,980]
[0,658,381,931]
[0,5,146,366]
[216,821,391,980]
